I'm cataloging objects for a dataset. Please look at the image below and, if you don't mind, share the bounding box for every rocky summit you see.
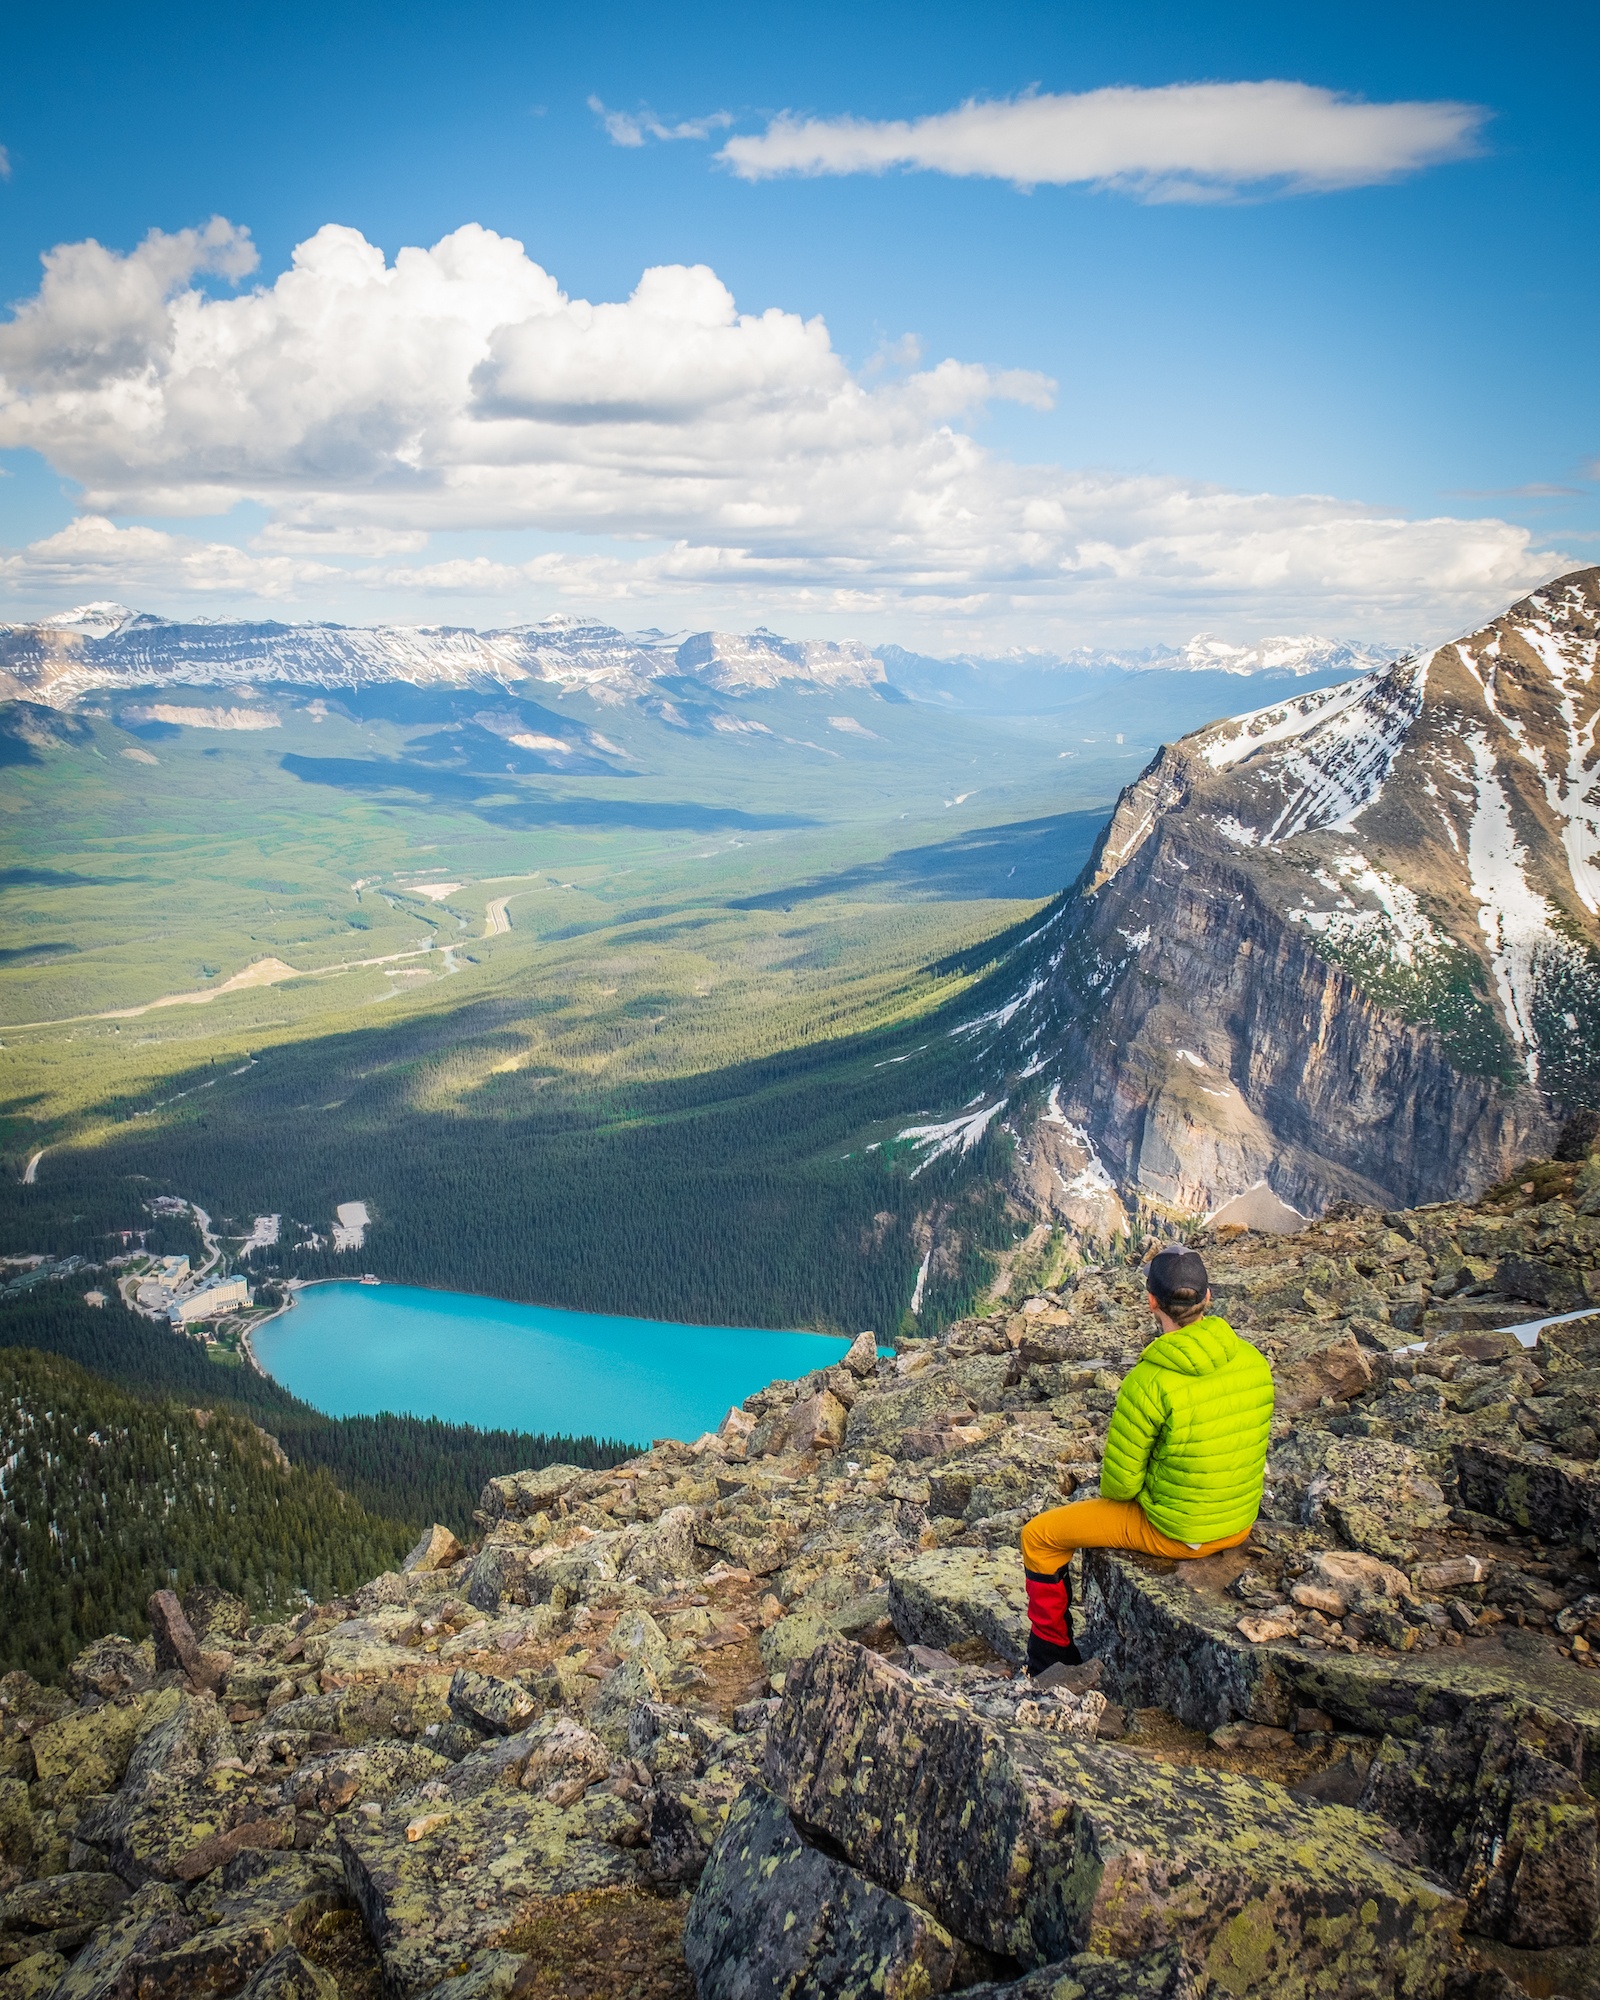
[4,1141,1600,2000]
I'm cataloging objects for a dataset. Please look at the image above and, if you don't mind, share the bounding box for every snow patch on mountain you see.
[1465,733,1560,1079]
[897,1100,1006,1175]
[1288,851,1450,969]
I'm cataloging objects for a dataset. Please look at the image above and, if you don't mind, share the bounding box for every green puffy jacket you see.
[1100,1315,1274,1543]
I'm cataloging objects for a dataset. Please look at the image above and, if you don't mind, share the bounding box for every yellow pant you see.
[1021,1497,1252,1573]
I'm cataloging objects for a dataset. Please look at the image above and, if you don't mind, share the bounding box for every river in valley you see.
[252,1281,854,1444]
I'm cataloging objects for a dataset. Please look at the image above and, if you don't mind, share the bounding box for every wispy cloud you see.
[717,82,1487,200]
[0,145,11,183]
[589,96,732,149]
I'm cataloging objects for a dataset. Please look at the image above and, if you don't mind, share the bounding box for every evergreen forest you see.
[0,1346,417,1682]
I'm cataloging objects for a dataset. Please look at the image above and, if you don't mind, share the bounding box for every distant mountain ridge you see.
[0,604,887,708]
[1,602,1392,714]
[947,568,1600,1233]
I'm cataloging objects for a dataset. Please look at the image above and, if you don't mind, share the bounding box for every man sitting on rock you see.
[1020,1245,1275,1675]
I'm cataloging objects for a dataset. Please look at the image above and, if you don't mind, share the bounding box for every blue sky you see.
[0,0,1594,649]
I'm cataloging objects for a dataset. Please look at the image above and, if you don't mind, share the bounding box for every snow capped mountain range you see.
[0,605,889,708]
[0,604,1389,712]
[962,568,1600,1232]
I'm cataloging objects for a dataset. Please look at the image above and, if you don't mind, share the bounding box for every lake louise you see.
[252,1281,855,1442]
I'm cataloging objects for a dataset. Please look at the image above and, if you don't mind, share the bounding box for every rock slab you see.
[684,1783,981,2000]
[766,1640,1463,1997]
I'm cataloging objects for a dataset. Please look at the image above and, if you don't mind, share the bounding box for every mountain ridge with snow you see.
[1,604,1395,712]
[944,567,1600,1238]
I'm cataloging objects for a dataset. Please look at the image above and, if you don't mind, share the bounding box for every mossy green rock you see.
[42,1881,192,2000]
[684,1783,985,2000]
[233,1946,340,2000]
[843,1375,975,1457]
[337,1783,642,1995]
[28,1701,152,1807]
[963,1947,1197,1999]
[769,1641,1463,1996]
[0,1950,67,2000]
[887,1547,1031,1667]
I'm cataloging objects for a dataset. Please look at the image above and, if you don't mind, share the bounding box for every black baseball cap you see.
[1146,1246,1209,1312]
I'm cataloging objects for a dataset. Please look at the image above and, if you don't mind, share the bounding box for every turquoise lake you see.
[252,1282,853,1444]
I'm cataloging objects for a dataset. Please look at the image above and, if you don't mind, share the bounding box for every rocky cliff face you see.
[969,569,1600,1233]
[3,1149,1599,1999]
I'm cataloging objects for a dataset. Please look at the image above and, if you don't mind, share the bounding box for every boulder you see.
[234,1948,341,2000]
[337,1786,641,1995]
[514,1715,609,1800]
[475,1465,589,1527]
[0,1874,127,1965]
[1266,1436,1449,1560]
[767,1641,1462,1992]
[66,1639,153,1704]
[684,1783,987,2000]
[1453,1441,1600,1552]
[1271,1329,1373,1416]
[784,1389,848,1456]
[1311,1550,1412,1611]
[447,1669,538,1737]
[0,1778,37,1873]
[616,1506,702,1590]
[182,1588,251,1651]
[760,1611,844,1676]
[39,1881,191,2000]
[962,1948,1199,1999]
[844,1375,977,1458]
[0,1950,67,1999]
[402,1524,465,1573]
[122,1690,236,1797]
[1362,1713,1599,1948]
[887,1548,1031,1668]
[28,1701,151,1806]
[587,1658,662,1751]
[842,1331,879,1377]
[1080,1546,1600,1947]
[280,1742,450,1817]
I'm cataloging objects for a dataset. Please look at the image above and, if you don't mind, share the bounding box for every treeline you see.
[0,1288,635,1535]
[0,1345,416,1683]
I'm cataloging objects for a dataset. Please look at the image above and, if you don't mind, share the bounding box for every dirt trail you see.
[21,1150,43,1185]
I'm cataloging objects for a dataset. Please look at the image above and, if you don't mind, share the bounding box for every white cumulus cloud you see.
[717,82,1487,199]
[0,217,1567,643]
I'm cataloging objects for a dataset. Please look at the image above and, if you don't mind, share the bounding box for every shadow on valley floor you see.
[279,754,816,833]
[0,942,78,968]
[0,867,125,890]
[730,809,1111,908]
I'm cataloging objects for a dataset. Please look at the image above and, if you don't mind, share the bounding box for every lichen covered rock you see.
[685,1783,985,2000]
[765,1641,1463,1995]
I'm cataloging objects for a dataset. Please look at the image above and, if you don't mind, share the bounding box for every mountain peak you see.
[978,567,1600,1232]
